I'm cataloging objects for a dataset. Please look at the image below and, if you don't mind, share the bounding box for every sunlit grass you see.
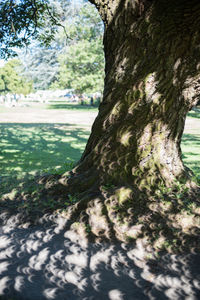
[181,133,200,178]
[0,124,89,177]
[181,109,200,178]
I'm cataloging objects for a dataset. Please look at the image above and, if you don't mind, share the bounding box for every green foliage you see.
[66,194,78,205]
[0,0,64,59]
[63,2,103,42]
[0,59,33,95]
[58,39,104,93]
[55,3,104,94]
[15,1,104,93]
[0,75,5,90]
[102,183,116,191]
[85,224,92,233]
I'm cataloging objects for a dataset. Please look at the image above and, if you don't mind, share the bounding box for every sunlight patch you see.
[120,131,132,147]
[0,262,9,275]
[108,289,124,300]
[14,276,24,292]
[0,276,10,294]
[43,288,58,299]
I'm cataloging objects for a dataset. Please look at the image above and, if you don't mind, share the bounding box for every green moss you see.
[115,187,132,204]
[120,131,132,146]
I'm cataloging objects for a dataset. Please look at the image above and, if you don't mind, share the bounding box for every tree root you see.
[53,178,200,253]
[2,171,200,254]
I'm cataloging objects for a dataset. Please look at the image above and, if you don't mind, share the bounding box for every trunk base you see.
[47,171,200,253]
[2,171,200,254]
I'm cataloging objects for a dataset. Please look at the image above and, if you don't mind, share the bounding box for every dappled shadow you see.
[0,123,90,176]
[182,134,200,145]
[0,212,200,300]
[187,109,200,119]
[47,104,98,111]
[181,133,200,174]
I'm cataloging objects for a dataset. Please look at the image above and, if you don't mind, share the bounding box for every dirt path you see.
[0,105,98,128]
[0,211,200,300]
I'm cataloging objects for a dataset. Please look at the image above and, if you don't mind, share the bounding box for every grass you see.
[47,102,98,111]
[181,133,200,176]
[0,123,89,177]
[0,103,199,202]
[181,107,200,178]
[187,108,200,119]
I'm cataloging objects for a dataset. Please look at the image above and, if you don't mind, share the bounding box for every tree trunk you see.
[68,0,200,187]
[55,0,200,248]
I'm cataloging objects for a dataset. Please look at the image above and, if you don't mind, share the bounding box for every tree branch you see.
[87,0,153,26]
[87,0,119,25]
[44,3,71,40]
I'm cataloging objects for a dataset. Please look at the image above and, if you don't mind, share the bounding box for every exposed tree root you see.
[40,171,200,253]
[1,171,200,254]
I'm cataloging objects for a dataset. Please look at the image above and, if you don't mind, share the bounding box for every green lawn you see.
[0,103,199,181]
[181,108,200,179]
[0,123,89,177]
[0,102,97,180]
[181,133,200,176]
[47,102,98,111]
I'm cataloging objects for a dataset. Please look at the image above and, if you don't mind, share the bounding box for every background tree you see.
[18,1,104,93]
[21,44,60,90]
[0,74,5,91]
[17,0,73,90]
[57,3,104,93]
[0,59,33,94]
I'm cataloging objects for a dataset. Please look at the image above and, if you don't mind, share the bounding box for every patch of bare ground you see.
[0,103,97,126]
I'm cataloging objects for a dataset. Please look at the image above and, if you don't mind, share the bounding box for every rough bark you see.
[46,0,200,249]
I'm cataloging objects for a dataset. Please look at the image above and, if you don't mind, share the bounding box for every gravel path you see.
[0,211,200,300]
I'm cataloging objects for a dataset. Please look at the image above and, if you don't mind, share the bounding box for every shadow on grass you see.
[181,133,200,176]
[0,122,91,214]
[0,123,89,177]
[182,133,200,145]
[47,103,98,111]
[187,108,200,119]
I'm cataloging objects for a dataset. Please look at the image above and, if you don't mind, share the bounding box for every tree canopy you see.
[13,0,104,93]
[0,0,55,58]
[0,59,33,94]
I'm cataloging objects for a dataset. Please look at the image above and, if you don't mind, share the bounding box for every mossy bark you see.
[55,0,200,248]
